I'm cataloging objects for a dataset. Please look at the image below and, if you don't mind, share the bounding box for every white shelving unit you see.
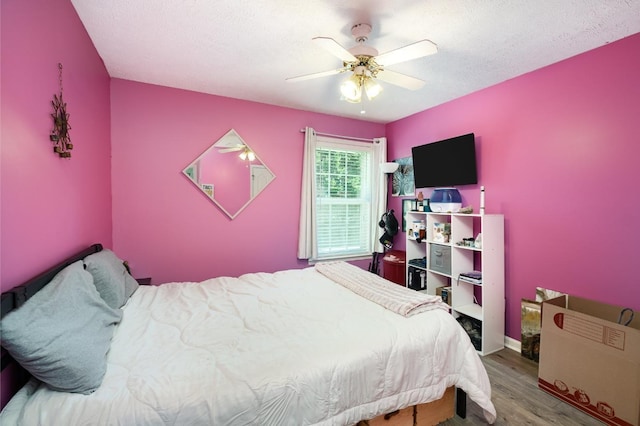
[406,211,505,356]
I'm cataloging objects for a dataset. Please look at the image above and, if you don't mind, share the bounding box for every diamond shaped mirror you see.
[183,129,275,219]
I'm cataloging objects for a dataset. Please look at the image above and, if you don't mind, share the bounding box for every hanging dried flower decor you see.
[50,63,73,158]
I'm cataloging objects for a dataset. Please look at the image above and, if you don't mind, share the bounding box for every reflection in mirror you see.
[183,129,275,219]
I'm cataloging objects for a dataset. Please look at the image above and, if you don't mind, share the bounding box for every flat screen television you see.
[411,133,478,188]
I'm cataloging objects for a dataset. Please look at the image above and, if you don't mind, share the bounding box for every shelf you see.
[428,269,451,278]
[454,303,482,321]
[405,211,504,356]
[408,264,427,271]
[427,240,451,246]
[453,245,481,252]
[451,213,482,218]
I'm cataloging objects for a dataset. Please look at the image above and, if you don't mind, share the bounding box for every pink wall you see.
[1,0,112,408]
[386,33,640,340]
[3,1,639,410]
[110,79,385,283]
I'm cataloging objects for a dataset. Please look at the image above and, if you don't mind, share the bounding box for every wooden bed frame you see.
[0,243,467,424]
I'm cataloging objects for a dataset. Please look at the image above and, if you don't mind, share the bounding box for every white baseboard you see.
[504,336,521,352]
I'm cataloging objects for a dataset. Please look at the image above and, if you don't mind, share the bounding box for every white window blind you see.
[314,141,373,259]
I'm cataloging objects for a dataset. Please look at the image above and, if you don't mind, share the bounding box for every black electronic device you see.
[411,133,478,188]
[408,266,422,290]
[378,209,398,249]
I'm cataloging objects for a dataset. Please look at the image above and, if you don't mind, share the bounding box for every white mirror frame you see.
[182,129,275,219]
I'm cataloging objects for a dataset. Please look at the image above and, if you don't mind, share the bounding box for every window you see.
[298,128,387,263]
[313,137,375,260]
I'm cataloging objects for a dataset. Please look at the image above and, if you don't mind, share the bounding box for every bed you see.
[0,244,496,425]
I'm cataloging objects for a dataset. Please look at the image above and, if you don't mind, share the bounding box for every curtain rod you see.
[299,128,375,143]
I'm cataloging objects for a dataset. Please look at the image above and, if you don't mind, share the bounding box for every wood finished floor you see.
[440,348,603,425]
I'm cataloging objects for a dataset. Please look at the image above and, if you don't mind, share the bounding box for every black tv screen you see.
[411,133,477,188]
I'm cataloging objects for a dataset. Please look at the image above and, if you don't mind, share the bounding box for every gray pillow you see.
[0,261,122,394]
[84,249,139,309]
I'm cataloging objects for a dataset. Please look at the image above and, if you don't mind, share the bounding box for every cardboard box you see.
[538,296,640,426]
[436,286,452,306]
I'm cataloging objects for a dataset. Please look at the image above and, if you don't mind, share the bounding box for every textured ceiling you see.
[70,0,640,123]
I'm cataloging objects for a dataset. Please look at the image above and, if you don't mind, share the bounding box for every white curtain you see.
[297,127,318,260]
[372,137,388,253]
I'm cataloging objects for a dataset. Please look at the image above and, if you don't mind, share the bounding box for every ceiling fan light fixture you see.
[364,77,382,100]
[340,74,362,103]
[238,147,256,161]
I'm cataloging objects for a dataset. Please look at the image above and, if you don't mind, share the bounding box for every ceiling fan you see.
[216,144,255,161]
[286,23,437,103]
[213,134,255,160]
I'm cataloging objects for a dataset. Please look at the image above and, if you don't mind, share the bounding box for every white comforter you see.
[2,266,496,425]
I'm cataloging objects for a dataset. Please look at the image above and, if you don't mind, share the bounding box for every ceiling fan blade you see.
[376,69,425,90]
[374,39,437,66]
[218,146,243,153]
[312,37,357,62]
[286,67,348,82]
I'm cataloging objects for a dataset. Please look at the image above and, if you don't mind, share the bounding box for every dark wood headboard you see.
[1,243,103,372]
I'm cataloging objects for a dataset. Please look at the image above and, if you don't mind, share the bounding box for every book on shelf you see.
[459,271,482,284]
